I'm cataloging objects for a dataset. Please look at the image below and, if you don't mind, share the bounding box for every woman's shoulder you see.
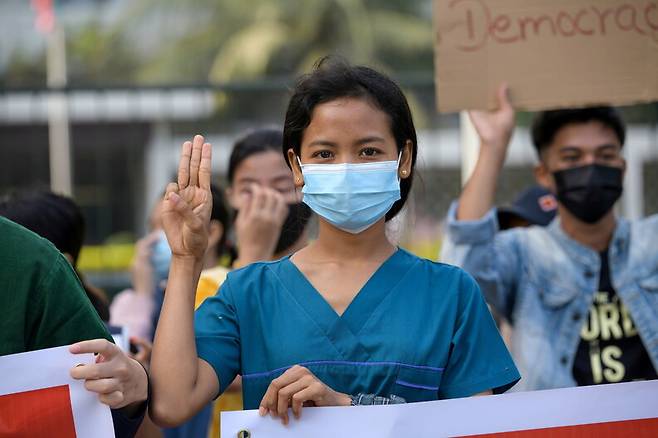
[225,257,290,287]
[399,247,470,276]
[399,248,480,294]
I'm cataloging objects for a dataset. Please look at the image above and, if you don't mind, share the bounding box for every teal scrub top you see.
[194,248,520,409]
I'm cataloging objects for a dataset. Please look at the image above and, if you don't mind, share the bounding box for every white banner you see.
[222,380,658,437]
[0,345,115,438]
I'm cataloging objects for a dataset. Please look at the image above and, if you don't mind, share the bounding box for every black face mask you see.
[553,164,623,224]
[274,202,312,255]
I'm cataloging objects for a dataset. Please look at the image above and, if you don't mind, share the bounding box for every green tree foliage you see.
[110,0,433,84]
[2,51,47,87]
[67,22,140,85]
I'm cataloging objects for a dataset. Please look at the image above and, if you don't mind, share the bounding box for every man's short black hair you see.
[531,106,626,157]
[0,189,85,263]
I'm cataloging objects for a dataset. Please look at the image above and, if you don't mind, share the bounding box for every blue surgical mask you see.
[298,156,401,234]
[150,230,172,281]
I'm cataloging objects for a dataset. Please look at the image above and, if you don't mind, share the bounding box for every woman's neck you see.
[308,218,396,263]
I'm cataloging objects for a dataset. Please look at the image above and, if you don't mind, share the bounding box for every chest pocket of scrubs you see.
[390,366,442,402]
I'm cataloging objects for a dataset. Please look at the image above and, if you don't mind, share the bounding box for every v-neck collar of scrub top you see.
[279,248,416,346]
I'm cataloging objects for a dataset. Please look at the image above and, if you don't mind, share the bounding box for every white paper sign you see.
[222,380,658,437]
[0,345,115,438]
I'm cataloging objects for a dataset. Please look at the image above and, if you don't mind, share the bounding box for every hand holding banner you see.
[0,345,115,438]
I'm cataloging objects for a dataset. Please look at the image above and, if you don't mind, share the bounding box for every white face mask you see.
[297,155,401,234]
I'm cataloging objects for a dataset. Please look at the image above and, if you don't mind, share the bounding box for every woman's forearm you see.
[149,256,206,425]
[457,145,506,221]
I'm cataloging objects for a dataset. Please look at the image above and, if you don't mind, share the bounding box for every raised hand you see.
[457,85,516,221]
[130,231,159,295]
[161,135,213,261]
[234,184,288,265]
[468,83,515,153]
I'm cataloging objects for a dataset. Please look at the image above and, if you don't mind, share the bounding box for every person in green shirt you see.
[0,215,148,437]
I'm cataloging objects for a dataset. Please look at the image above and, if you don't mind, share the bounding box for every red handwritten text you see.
[448,0,658,52]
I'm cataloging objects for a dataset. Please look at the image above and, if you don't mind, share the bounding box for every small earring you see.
[296,177,301,182]
[401,170,408,176]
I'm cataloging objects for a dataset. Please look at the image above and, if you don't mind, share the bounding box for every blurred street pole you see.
[47,23,73,196]
[460,111,479,185]
[621,139,644,220]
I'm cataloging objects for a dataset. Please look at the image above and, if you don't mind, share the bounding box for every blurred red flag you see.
[0,385,77,438]
[31,0,55,33]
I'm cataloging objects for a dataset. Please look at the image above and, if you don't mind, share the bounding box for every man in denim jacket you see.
[441,86,658,392]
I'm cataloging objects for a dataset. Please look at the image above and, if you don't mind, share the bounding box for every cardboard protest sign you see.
[222,380,658,437]
[433,0,658,112]
[0,346,114,438]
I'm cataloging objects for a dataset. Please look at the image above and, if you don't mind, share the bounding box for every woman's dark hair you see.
[209,183,231,259]
[283,57,418,221]
[227,128,284,184]
[0,189,85,263]
[0,189,110,321]
[531,106,626,158]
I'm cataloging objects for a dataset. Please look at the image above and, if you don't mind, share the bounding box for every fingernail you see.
[258,406,266,416]
[69,344,79,353]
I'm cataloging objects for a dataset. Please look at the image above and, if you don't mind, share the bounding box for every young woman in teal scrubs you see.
[149,58,520,427]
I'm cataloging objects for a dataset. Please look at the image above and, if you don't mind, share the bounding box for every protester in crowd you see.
[224,128,312,269]
[496,185,557,230]
[193,128,313,438]
[110,199,166,340]
[441,89,658,391]
[488,185,559,341]
[149,58,520,428]
[0,189,110,321]
[0,215,148,437]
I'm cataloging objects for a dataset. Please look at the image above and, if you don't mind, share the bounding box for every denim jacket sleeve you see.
[440,201,523,322]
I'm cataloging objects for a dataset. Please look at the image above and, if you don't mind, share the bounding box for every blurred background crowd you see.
[1,0,657,300]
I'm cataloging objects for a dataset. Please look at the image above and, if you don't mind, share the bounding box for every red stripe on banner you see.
[467,417,658,437]
[0,385,77,438]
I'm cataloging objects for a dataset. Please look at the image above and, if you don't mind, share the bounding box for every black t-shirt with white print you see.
[572,250,657,385]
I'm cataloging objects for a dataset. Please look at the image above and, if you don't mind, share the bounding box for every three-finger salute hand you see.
[234,184,288,263]
[161,135,213,261]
